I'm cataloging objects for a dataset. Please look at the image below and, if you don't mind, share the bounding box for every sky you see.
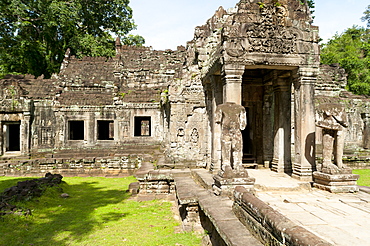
[129,0,369,51]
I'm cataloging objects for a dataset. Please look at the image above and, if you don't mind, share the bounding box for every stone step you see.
[173,170,263,246]
[191,169,214,190]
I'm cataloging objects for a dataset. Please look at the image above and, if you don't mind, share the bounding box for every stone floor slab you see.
[250,169,370,246]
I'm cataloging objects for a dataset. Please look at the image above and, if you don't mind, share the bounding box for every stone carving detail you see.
[362,113,370,149]
[215,102,247,175]
[225,38,247,57]
[40,127,53,146]
[244,24,297,54]
[316,103,349,173]
[190,128,199,144]
[239,3,297,54]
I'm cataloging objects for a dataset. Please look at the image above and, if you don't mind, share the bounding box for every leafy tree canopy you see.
[362,4,370,28]
[320,26,370,95]
[0,0,144,78]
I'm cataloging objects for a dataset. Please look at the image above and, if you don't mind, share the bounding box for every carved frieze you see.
[224,3,299,55]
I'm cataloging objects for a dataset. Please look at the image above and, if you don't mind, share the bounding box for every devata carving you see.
[190,128,199,144]
[215,102,247,174]
[316,103,349,174]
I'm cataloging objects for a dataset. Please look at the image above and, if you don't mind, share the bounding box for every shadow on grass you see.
[0,178,132,245]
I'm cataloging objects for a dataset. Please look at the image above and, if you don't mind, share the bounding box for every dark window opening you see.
[134,117,151,136]
[98,120,114,140]
[69,121,84,140]
[6,123,20,151]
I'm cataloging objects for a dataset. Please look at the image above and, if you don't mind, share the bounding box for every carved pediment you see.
[224,1,312,56]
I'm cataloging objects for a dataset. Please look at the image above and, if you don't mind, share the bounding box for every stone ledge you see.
[233,186,333,246]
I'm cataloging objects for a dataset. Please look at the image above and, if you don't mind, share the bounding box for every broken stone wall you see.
[315,64,370,167]
[316,64,347,97]
[162,56,210,168]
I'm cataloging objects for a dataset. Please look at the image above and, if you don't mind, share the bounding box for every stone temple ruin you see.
[1,0,370,245]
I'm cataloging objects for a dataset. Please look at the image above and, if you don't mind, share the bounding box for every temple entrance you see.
[242,69,269,166]
[4,122,21,152]
[241,68,292,172]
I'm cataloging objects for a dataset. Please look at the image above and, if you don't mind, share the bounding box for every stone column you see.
[210,75,223,173]
[222,64,245,104]
[87,112,95,146]
[271,72,292,173]
[262,85,273,166]
[20,112,31,155]
[292,67,317,181]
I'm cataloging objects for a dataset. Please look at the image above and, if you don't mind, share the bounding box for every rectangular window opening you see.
[97,120,114,140]
[69,121,84,140]
[5,122,21,151]
[134,117,151,136]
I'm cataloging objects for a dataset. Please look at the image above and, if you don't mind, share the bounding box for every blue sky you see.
[129,0,369,50]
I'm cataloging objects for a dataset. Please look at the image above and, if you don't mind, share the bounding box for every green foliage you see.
[320,26,370,96]
[306,0,315,10]
[362,4,370,28]
[0,176,201,245]
[122,34,146,47]
[353,169,370,186]
[0,0,145,78]
[257,2,265,9]
[298,0,315,17]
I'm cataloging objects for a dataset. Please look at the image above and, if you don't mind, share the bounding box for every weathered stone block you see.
[313,171,359,193]
[213,174,255,198]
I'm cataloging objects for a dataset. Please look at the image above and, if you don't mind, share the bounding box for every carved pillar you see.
[222,64,245,104]
[271,72,292,173]
[20,112,31,155]
[262,85,273,165]
[292,67,317,181]
[210,75,223,173]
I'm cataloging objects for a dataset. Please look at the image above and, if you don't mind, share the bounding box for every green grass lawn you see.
[0,176,202,246]
[353,169,370,187]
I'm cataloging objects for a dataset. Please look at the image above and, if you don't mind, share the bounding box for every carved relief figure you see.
[215,102,247,173]
[362,113,370,149]
[316,104,348,172]
[190,128,199,144]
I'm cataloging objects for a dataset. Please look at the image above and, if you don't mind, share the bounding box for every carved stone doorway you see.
[242,68,292,172]
[242,69,269,165]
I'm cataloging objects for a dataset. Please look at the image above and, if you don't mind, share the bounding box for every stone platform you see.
[313,171,359,193]
[247,169,370,246]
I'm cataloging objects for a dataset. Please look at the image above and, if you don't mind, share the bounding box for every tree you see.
[0,0,144,78]
[320,26,370,95]
[362,4,370,27]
